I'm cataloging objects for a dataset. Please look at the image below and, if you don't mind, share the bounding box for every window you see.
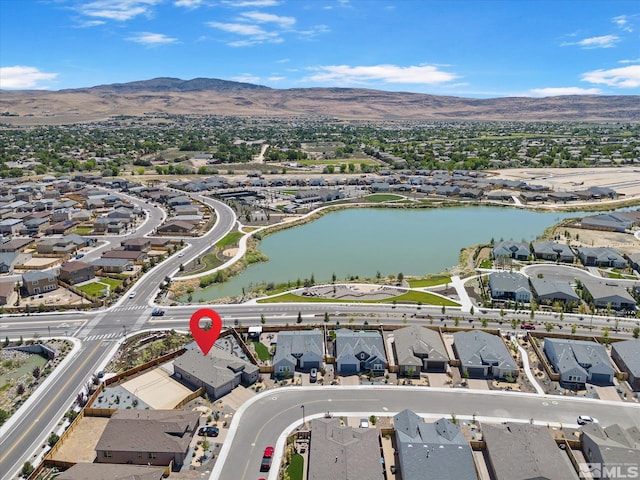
[149,452,157,459]
[104,451,112,458]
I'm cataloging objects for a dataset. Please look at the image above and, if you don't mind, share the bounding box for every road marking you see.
[0,341,104,464]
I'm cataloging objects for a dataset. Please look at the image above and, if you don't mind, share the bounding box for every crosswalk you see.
[111,305,148,312]
[82,332,123,342]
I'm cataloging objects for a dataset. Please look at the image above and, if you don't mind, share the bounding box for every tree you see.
[0,408,8,426]
[511,319,518,330]
[21,462,34,477]
[324,312,330,323]
[260,314,266,324]
[297,312,302,323]
[481,318,488,328]
[633,326,640,339]
[545,322,554,332]
[470,306,474,316]
[571,324,577,334]
[48,432,60,447]
[397,272,404,283]
[442,305,446,315]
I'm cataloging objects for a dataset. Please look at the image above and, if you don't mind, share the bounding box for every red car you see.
[520,323,536,330]
[263,446,274,458]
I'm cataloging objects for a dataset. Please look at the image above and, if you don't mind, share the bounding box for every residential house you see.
[581,423,640,477]
[483,423,576,480]
[576,247,627,269]
[544,338,614,387]
[307,417,384,480]
[0,218,24,236]
[335,329,386,375]
[21,270,58,296]
[173,347,259,400]
[493,241,530,261]
[531,241,575,262]
[581,213,633,232]
[272,330,323,377]
[453,331,517,379]
[393,326,449,374]
[488,272,531,302]
[45,220,77,235]
[101,250,147,263]
[36,237,77,255]
[628,252,640,274]
[166,195,191,207]
[57,463,164,480]
[529,277,580,305]
[90,257,133,273]
[0,281,16,306]
[611,339,640,391]
[582,281,637,312]
[121,237,151,252]
[157,220,198,235]
[95,409,200,471]
[58,261,95,285]
[0,252,19,274]
[0,238,34,252]
[393,409,476,480]
[20,217,50,236]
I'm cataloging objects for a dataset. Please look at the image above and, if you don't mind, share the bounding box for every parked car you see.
[263,446,274,458]
[520,323,536,330]
[260,456,272,472]
[577,415,598,425]
[310,368,317,383]
[359,418,369,428]
[75,253,85,259]
[151,309,165,317]
[198,426,219,437]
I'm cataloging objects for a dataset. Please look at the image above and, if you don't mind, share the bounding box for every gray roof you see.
[483,423,576,480]
[581,423,640,466]
[582,280,636,305]
[174,347,258,390]
[307,418,384,480]
[272,330,323,365]
[529,277,580,302]
[544,338,614,379]
[393,409,476,480]
[612,339,640,378]
[453,331,516,370]
[493,241,530,259]
[488,271,531,295]
[393,326,448,366]
[22,270,57,282]
[531,241,575,258]
[57,463,164,480]
[335,329,386,368]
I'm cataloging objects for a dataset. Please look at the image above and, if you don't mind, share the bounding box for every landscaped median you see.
[257,289,460,307]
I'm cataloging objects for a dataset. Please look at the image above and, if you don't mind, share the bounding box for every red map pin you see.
[190,308,223,356]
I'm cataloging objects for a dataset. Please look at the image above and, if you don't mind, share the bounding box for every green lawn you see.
[100,278,123,289]
[76,279,121,297]
[286,454,304,480]
[479,259,493,269]
[363,194,404,202]
[408,275,451,288]
[258,290,459,307]
[72,226,93,235]
[253,342,271,361]
[216,231,243,249]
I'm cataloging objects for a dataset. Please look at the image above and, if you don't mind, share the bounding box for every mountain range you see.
[1,77,639,124]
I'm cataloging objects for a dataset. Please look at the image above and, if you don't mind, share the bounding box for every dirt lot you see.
[121,368,193,409]
[50,416,109,463]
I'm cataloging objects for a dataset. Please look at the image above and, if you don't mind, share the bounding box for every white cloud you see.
[78,0,160,21]
[174,0,203,7]
[581,65,640,88]
[563,34,620,49]
[619,58,640,64]
[304,64,458,85]
[297,24,330,39]
[232,74,261,83]
[74,19,107,28]
[240,11,295,28]
[208,21,281,45]
[0,66,59,89]
[127,32,178,45]
[267,76,285,81]
[529,87,601,97]
[613,15,633,32]
[222,0,280,6]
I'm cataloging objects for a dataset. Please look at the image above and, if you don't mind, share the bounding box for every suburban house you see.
[272,330,323,377]
[543,338,615,387]
[453,331,517,379]
[611,339,640,391]
[493,241,530,261]
[576,247,627,269]
[529,277,580,305]
[392,326,449,374]
[581,423,640,477]
[95,409,200,471]
[58,261,95,285]
[45,220,77,235]
[121,237,151,252]
[531,241,575,262]
[0,218,24,236]
[0,281,16,306]
[0,238,34,253]
[36,237,77,256]
[101,250,148,263]
[90,257,134,273]
[581,281,637,312]
[307,417,384,480]
[628,252,640,274]
[21,270,58,296]
[488,271,531,303]
[483,423,576,480]
[157,219,198,235]
[581,213,634,232]
[57,463,165,480]
[0,252,19,274]
[334,329,386,375]
[393,409,476,480]
[173,346,259,400]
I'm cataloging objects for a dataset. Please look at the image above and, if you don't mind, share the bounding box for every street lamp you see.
[301,405,305,428]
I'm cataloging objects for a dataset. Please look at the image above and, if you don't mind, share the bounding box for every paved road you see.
[214,386,640,480]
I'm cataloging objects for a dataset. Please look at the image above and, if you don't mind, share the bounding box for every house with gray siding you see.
[576,247,627,269]
[393,326,449,374]
[530,277,580,304]
[488,271,531,302]
[335,329,386,375]
[582,281,637,312]
[393,409,476,480]
[531,241,575,262]
[483,423,576,480]
[453,331,517,379]
[543,338,614,387]
[173,346,258,400]
[272,330,323,377]
[611,339,640,391]
[21,270,58,296]
[581,423,640,477]
[307,418,384,480]
[493,241,530,261]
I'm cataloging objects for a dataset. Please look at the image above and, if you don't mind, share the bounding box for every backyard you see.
[75,278,123,298]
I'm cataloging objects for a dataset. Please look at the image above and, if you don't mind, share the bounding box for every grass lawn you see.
[285,454,304,480]
[216,231,243,249]
[253,341,271,361]
[73,226,93,234]
[258,290,459,307]
[479,259,493,269]
[408,275,451,288]
[100,278,123,289]
[363,194,404,202]
[76,280,120,297]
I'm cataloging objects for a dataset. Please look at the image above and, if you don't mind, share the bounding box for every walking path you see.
[450,275,473,313]
[512,337,545,395]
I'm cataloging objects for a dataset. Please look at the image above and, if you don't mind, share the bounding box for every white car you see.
[128,292,137,299]
[577,415,598,425]
[359,418,369,428]
[178,252,184,257]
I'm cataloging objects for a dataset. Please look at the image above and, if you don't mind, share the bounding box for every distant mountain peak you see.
[74,77,272,93]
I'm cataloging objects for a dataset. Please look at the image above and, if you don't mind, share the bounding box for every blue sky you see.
[1,0,639,97]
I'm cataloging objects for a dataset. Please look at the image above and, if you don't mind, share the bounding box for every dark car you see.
[151,309,165,317]
[520,323,536,330]
[198,426,219,437]
[260,456,272,472]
